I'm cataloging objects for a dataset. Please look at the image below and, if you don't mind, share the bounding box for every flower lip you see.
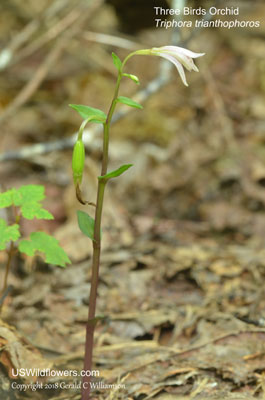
[151,45,205,86]
[157,52,189,86]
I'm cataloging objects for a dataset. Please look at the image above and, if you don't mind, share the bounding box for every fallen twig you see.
[0,0,104,126]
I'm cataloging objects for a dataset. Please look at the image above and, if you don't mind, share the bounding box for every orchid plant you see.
[70,45,204,399]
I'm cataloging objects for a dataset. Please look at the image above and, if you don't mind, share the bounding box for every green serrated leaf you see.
[112,52,122,71]
[77,210,95,240]
[0,185,53,220]
[123,73,140,84]
[98,164,133,181]
[16,185,45,205]
[69,104,107,123]
[14,185,54,220]
[116,96,143,109]
[21,203,54,220]
[0,185,45,209]
[19,232,71,267]
[0,218,20,250]
[0,188,17,208]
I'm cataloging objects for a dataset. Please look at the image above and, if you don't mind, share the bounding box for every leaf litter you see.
[0,1,265,399]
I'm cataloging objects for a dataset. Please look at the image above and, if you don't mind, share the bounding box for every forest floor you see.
[0,1,265,399]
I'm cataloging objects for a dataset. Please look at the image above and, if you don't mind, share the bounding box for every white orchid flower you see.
[150,46,205,86]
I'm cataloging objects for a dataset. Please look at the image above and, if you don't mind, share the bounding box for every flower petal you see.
[157,52,188,86]
[160,46,205,59]
[151,45,204,86]
[192,62,199,72]
[152,46,203,72]
[183,57,199,72]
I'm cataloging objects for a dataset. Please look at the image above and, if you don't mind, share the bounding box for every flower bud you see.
[72,139,85,186]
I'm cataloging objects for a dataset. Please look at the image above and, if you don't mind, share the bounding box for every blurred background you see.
[1,0,265,399]
[0,0,264,247]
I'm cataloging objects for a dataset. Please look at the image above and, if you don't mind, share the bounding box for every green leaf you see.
[19,232,71,267]
[21,203,53,220]
[116,96,143,109]
[0,218,20,250]
[123,73,140,84]
[17,185,53,220]
[77,210,95,241]
[69,104,107,123]
[98,164,133,181]
[0,185,53,220]
[16,185,45,205]
[0,188,17,208]
[112,52,122,71]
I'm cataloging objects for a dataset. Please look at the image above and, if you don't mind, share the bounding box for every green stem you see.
[81,67,124,400]
[81,50,151,397]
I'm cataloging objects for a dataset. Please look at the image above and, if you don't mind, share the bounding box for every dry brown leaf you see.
[0,320,53,382]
